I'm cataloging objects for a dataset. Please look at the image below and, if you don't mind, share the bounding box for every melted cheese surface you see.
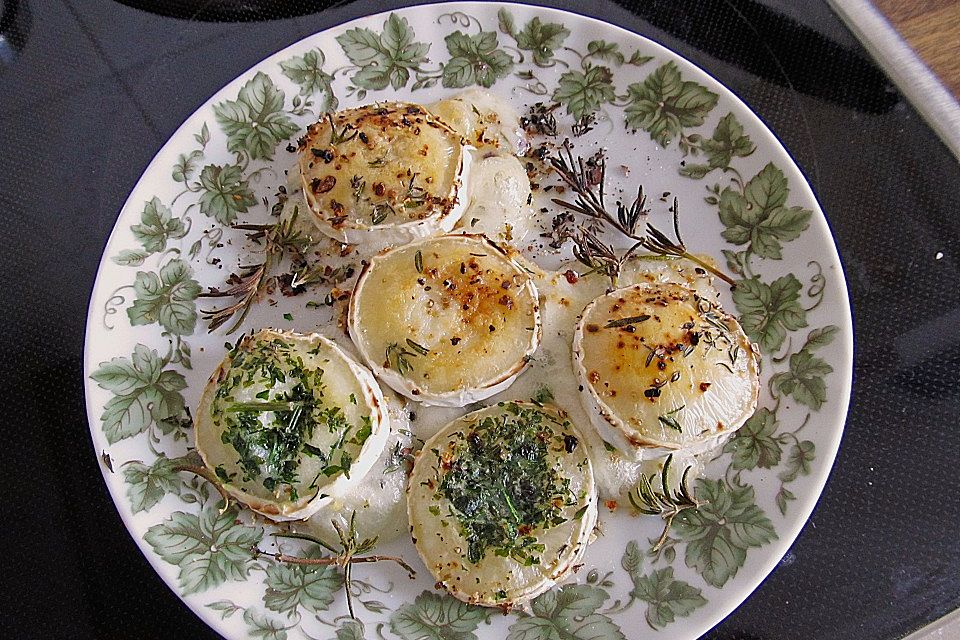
[575,282,759,452]
[349,234,540,403]
[299,103,466,235]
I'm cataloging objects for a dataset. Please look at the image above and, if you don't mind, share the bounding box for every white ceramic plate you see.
[84,3,853,638]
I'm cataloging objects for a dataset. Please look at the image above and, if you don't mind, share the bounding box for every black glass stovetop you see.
[2,1,958,638]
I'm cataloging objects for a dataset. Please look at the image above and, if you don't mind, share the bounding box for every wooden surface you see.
[872,0,960,100]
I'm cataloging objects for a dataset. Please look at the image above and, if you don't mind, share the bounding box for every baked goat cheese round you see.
[298,103,471,245]
[407,402,597,607]
[348,234,542,406]
[573,283,760,458]
[195,329,389,521]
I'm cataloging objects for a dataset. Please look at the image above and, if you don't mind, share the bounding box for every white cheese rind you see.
[195,329,390,521]
[407,402,597,607]
[348,234,542,407]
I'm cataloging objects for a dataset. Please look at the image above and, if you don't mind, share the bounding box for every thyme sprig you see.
[549,140,735,287]
[259,512,416,620]
[627,454,700,551]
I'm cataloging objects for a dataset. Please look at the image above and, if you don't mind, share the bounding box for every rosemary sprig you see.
[627,454,700,551]
[326,112,358,144]
[656,405,685,433]
[637,199,737,287]
[604,314,651,329]
[549,140,735,287]
[350,174,365,201]
[385,341,424,376]
[370,203,393,225]
[572,112,596,137]
[403,173,428,209]
[405,338,430,356]
[260,512,416,620]
[199,209,311,333]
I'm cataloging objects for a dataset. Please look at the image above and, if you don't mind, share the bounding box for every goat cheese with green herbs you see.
[407,402,597,607]
[195,329,390,521]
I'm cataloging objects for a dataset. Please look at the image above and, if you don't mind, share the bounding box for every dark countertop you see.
[3,1,958,638]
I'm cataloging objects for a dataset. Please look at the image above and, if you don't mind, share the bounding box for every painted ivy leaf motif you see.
[775,350,833,409]
[207,600,243,619]
[131,197,187,253]
[680,112,755,178]
[586,39,625,65]
[337,14,430,90]
[628,50,654,66]
[723,407,782,470]
[624,61,718,146]
[90,344,187,444]
[732,274,807,352]
[123,453,183,514]
[263,555,341,616]
[144,505,263,596]
[770,325,838,409]
[718,163,812,259]
[244,608,294,640]
[280,49,338,111]
[497,7,516,36]
[198,163,257,225]
[775,485,796,515]
[631,566,707,630]
[507,584,625,640]
[127,258,202,335]
[194,122,211,149]
[172,150,204,184]
[621,539,644,574]
[552,65,616,121]
[335,619,368,640]
[673,478,777,588]
[779,440,816,483]
[443,30,514,89]
[389,590,488,640]
[213,71,299,161]
[802,325,839,351]
[512,17,570,66]
[111,249,149,266]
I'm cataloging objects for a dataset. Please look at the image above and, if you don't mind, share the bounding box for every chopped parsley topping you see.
[436,403,576,566]
[211,336,372,501]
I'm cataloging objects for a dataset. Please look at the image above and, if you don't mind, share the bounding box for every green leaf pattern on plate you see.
[89,7,846,637]
[625,61,718,147]
[390,590,489,640]
[91,344,187,444]
[144,505,263,595]
[507,584,625,640]
[124,453,184,513]
[443,30,514,89]
[263,556,342,616]
[214,72,300,162]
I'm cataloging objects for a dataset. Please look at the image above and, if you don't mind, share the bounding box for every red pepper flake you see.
[313,175,336,194]
[563,269,579,284]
